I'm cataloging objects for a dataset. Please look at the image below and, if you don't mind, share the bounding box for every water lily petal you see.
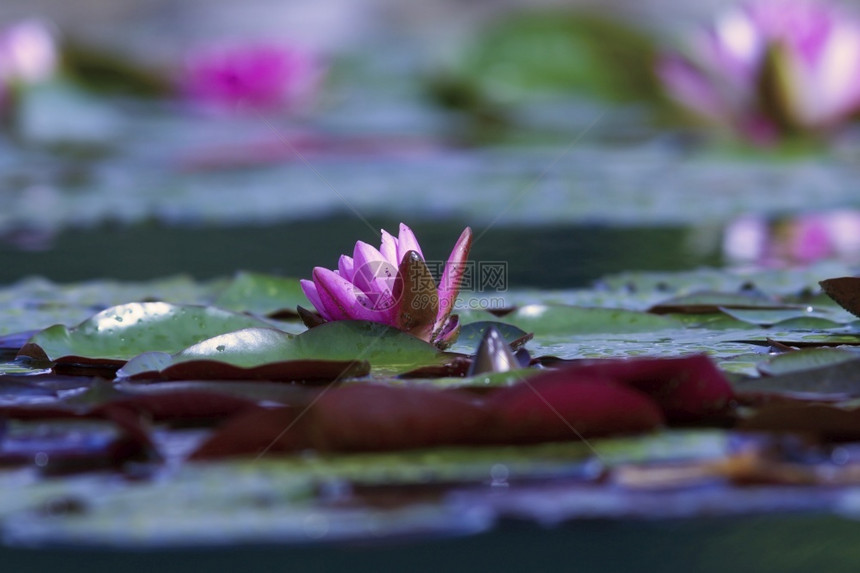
[782,21,860,126]
[312,267,356,321]
[379,229,398,265]
[659,0,860,139]
[396,223,424,262]
[299,279,327,320]
[0,20,57,84]
[314,267,394,323]
[352,241,398,313]
[437,226,473,327]
[657,56,728,123]
[338,255,354,281]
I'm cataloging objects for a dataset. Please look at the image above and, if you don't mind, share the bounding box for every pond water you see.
[0,216,720,287]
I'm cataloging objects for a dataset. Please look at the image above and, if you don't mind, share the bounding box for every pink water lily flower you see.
[179,43,322,114]
[657,0,860,141]
[300,224,473,348]
[0,20,57,110]
[723,210,860,265]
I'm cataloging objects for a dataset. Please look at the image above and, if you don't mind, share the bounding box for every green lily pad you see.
[456,12,659,103]
[213,272,309,317]
[649,292,789,314]
[475,304,682,336]
[719,307,846,327]
[18,302,276,365]
[119,321,447,379]
[736,357,860,395]
[758,348,860,377]
[770,317,844,330]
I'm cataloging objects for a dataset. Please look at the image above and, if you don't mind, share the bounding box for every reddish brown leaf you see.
[486,377,664,443]
[738,403,860,441]
[539,355,735,422]
[91,391,262,423]
[189,406,307,459]
[127,359,370,383]
[307,384,487,452]
[820,277,860,318]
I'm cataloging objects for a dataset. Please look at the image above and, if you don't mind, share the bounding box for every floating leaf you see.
[485,378,664,443]
[292,321,446,374]
[719,307,845,327]
[191,355,736,459]
[523,355,735,423]
[735,358,860,396]
[120,321,446,380]
[18,303,274,366]
[738,403,860,441]
[770,317,844,329]
[453,12,660,104]
[191,376,665,459]
[738,334,860,349]
[476,304,682,336]
[192,385,489,458]
[649,292,788,314]
[0,418,146,473]
[213,272,309,318]
[758,348,860,377]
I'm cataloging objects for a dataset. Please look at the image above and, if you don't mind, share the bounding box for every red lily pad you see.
[538,355,736,423]
[90,391,262,423]
[485,377,664,443]
[192,385,488,458]
[192,355,735,459]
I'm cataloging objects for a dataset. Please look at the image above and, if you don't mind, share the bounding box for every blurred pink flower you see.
[657,0,860,141]
[0,20,57,109]
[179,43,322,113]
[724,210,860,265]
[0,20,57,83]
[301,224,473,348]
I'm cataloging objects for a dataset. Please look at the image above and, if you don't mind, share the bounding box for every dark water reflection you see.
[0,215,722,287]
